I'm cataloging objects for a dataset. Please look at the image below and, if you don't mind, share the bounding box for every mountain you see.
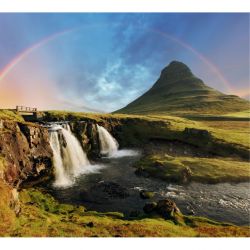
[115,61,249,115]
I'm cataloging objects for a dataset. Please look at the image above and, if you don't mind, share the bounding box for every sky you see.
[0,13,249,112]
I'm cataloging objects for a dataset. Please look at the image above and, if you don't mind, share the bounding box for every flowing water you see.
[48,124,250,226]
[97,125,119,157]
[49,124,102,187]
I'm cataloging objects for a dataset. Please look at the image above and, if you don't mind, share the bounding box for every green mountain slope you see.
[115,61,249,115]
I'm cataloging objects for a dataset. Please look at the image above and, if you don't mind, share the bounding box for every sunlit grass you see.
[0,109,24,122]
[2,186,247,237]
[135,154,250,183]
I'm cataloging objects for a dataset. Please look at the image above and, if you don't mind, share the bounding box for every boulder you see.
[134,167,150,178]
[156,199,180,219]
[180,166,192,183]
[140,190,155,199]
[143,202,157,214]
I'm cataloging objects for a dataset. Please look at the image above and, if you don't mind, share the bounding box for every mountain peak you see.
[159,61,194,84]
[115,60,249,115]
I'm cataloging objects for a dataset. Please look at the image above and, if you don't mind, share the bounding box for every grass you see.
[36,111,250,166]
[0,184,247,237]
[223,110,250,118]
[135,154,250,183]
[115,62,250,116]
[0,181,16,236]
[0,156,6,180]
[0,109,24,122]
[0,108,249,236]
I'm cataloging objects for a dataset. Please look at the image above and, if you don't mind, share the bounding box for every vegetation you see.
[0,109,24,122]
[1,61,249,237]
[0,184,249,237]
[115,61,249,116]
[135,154,250,184]
[41,110,250,153]
[0,181,16,236]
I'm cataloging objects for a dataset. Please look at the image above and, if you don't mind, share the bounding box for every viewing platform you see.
[15,106,41,121]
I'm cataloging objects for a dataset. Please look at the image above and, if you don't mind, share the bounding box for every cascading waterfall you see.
[49,123,90,187]
[97,124,139,158]
[97,125,119,157]
[49,130,72,187]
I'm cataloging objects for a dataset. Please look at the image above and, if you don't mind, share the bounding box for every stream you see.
[48,150,250,226]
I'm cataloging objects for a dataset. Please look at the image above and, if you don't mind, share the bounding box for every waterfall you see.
[49,124,90,187]
[49,131,72,187]
[97,124,139,158]
[97,125,119,157]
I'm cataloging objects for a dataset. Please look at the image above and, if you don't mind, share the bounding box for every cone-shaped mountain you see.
[115,61,249,115]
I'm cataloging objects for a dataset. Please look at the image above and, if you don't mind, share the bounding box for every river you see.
[48,150,250,226]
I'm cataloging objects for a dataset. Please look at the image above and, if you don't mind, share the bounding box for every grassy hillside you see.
[115,61,249,115]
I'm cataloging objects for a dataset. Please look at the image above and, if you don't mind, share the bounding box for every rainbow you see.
[0,23,246,97]
[0,27,78,81]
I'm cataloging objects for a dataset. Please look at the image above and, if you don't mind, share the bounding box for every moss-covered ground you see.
[0,109,24,122]
[1,185,249,237]
[135,154,250,184]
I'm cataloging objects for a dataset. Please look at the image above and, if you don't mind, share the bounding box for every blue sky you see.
[0,13,249,111]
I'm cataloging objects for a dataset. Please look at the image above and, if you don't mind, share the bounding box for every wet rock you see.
[143,199,181,220]
[135,167,150,178]
[143,202,157,213]
[129,210,141,218]
[140,190,155,199]
[180,167,192,183]
[156,199,180,219]
[90,181,130,199]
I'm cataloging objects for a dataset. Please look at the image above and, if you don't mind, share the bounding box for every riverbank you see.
[1,183,249,237]
[0,110,249,236]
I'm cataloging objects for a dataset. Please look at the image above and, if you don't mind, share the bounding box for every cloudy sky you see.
[0,13,249,112]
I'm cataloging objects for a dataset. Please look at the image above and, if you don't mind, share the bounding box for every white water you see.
[97,125,139,158]
[49,131,72,187]
[61,124,90,176]
[49,124,94,187]
[97,124,119,157]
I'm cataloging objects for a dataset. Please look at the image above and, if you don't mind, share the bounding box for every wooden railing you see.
[16,106,37,113]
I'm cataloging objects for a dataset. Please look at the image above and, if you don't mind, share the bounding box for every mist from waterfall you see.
[49,124,99,188]
[97,125,139,158]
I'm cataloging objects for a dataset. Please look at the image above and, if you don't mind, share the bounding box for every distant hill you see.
[115,61,249,115]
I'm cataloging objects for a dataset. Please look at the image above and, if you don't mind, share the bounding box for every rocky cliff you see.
[0,120,53,188]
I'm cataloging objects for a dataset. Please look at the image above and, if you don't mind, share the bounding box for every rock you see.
[143,202,157,214]
[10,188,21,215]
[183,127,212,141]
[135,167,150,178]
[0,120,53,188]
[156,199,180,219]
[180,166,192,183]
[90,181,130,199]
[140,190,155,199]
[86,222,94,228]
[129,210,141,218]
